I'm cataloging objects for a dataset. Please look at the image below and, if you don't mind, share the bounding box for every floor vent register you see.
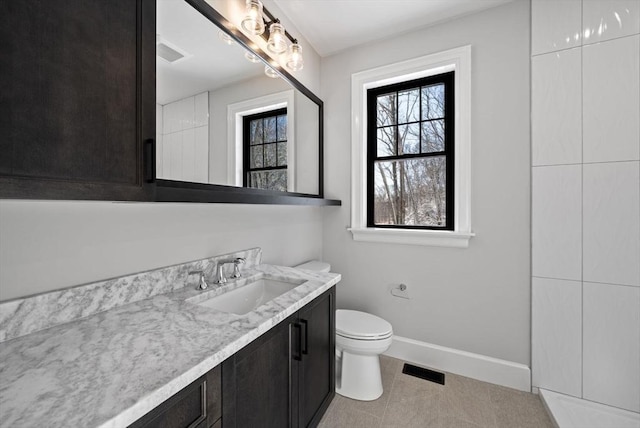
[402,363,445,385]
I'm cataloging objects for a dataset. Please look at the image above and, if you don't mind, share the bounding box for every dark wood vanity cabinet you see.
[129,365,222,428]
[222,286,336,428]
[0,0,156,201]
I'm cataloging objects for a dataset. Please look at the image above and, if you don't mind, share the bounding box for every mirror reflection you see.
[156,0,319,194]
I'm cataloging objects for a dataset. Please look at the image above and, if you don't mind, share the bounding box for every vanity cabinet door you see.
[221,312,299,428]
[129,365,221,428]
[0,0,155,201]
[297,287,335,428]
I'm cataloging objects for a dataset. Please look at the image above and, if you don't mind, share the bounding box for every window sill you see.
[348,227,474,248]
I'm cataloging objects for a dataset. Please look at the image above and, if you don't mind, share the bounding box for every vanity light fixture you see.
[266,21,287,54]
[285,42,304,71]
[241,0,265,36]
[264,65,279,78]
[237,0,304,72]
[244,51,261,63]
[218,31,234,45]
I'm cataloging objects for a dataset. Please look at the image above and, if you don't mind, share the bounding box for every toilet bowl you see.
[335,310,393,401]
[294,261,394,401]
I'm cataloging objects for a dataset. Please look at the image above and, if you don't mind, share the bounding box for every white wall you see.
[321,1,531,365]
[531,0,640,412]
[0,201,323,301]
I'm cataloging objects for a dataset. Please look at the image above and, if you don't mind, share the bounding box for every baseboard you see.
[383,335,531,391]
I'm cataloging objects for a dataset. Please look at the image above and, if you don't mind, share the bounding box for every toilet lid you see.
[336,310,393,340]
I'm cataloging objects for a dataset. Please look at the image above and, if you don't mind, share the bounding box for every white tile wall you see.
[532,0,640,414]
[532,48,582,166]
[532,165,582,280]
[194,92,209,127]
[532,278,583,397]
[532,0,582,55]
[583,161,640,287]
[158,92,209,183]
[582,0,640,44]
[583,282,640,412]
[583,35,640,163]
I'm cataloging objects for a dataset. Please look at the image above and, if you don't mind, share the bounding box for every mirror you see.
[155,0,320,196]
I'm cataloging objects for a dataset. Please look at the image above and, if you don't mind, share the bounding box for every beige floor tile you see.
[439,373,497,426]
[489,384,555,428]
[317,395,382,428]
[379,371,442,427]
[320,356,553,428]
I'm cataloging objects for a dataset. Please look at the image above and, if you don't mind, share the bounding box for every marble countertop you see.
[0,264,340,428]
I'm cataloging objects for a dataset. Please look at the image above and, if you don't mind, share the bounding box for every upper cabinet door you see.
[0,0,156,201]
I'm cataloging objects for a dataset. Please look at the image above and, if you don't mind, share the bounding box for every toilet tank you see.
[294,260,331,273]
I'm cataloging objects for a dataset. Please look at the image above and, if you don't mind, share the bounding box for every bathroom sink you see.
[193,278,305,315]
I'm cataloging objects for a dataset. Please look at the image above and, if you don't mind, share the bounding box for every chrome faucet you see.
[214,257,246,285]
[188,270,209,290]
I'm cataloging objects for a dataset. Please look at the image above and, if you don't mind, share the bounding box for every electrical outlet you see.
[391,283,410,299]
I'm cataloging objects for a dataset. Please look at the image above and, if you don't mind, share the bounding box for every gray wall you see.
[0,201,322,301]
[321,1,531,365]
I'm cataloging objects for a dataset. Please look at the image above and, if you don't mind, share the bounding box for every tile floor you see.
[319,356,555,428]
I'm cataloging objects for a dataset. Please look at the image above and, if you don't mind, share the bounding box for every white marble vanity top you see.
[0,263,340,428]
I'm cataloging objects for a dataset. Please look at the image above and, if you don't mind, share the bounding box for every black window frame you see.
[366,71,455,230]
[242,107,288,191]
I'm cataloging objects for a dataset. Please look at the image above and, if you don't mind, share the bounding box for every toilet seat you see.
[336,310,393,341]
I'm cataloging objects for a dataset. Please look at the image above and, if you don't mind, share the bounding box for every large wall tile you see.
[532,165,582,280]
[583,0,640,45]
[194,92,209,127]
[532,278,582,397]
[532,0,582,55]
[195,126,209,184]
[583,162,640,286]
[583,35,640,163]
[583,282,640,412]
[532,49,582,166]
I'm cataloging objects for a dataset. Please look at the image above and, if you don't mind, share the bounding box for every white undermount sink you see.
[193,278,305,315]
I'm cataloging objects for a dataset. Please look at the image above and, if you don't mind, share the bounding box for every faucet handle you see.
[188,270,209,290]
[231,258,245,279]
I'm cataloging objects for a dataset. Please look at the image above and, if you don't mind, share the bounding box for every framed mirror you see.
[155,0,336,205]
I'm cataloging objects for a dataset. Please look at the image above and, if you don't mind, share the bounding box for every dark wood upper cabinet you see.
[0,0,155,201]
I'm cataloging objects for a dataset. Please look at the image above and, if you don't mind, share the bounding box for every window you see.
[350,46,473,247]
[243,108,288,191]
[367,72,454,230]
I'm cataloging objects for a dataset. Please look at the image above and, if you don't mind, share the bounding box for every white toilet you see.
[294,261,394,402]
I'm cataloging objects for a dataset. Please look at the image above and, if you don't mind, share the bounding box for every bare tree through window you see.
[243,108,288,191]
[367,72,454,229]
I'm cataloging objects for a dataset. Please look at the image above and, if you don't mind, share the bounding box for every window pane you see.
[376,93,396,126]
[398,89,419,124]
[373,157,447,227]
[265,143,277,167]
[398,123,420,155]
[421,119,445,152]
[276,115,287,141]
[249,170,287,192]
[250,145,263,168]
[377,127,396,157]
[277,142,287,166]
[421,84,444,120]
[250,120,263,145]
[265,117,277,142]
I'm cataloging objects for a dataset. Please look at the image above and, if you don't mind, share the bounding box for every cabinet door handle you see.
[144,138,155,183]
[301,319,308,355]
[292,323,302,361]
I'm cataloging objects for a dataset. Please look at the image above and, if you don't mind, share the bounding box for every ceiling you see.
[157,0,264,104]
[273,0,515,57]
